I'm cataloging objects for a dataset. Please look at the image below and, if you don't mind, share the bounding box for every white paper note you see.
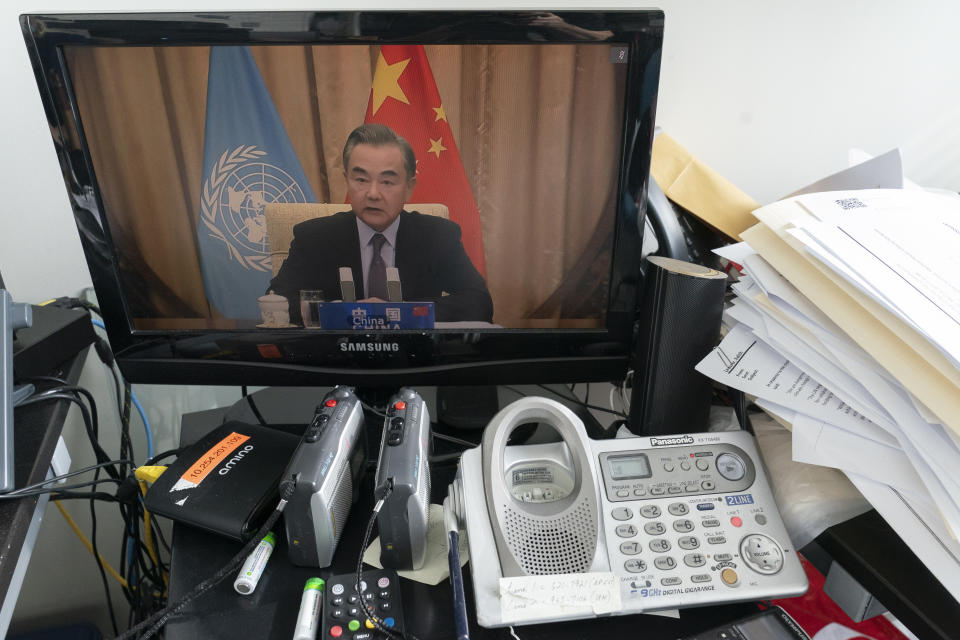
[499,572,621,624]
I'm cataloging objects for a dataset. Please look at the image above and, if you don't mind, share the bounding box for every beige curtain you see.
[66,43,624,327]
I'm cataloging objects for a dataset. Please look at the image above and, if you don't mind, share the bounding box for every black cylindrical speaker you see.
[628,256,727,436]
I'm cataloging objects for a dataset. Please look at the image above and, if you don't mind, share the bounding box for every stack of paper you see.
[695,187,960,602]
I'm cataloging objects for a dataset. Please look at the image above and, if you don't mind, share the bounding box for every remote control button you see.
[653,556,676,570]
[702,518,720,527]
[663,462,675,472]
[354,632,373,640]
[348,595,359,604]
[331,609,344,620]
[701,480,716,491]
[624,559,646,573]
[363,593,375,601]
[360,581,367,592]
[379,591,390,599]
[721,568,740,586]
[668,486,682,494]
[740,533,785,574]
[377,576,390,588]
[661,577,682,586]
[649,538,671,553]
[691,574,712,583]
[678,536,699,550]
[330,625,343,638]
[620,541,641,555]
[673,519,695,533]
[331,597,344,606]
[696,503,715,511]
[716,453,746,481]
[650,486,666,496]
[611,507,633,521]
[730,516,743,528]
[640,505,661,519]
[365,620,375,629]
[380,602,391,612]
[667,502,689,516]
[348,620,361,632]
[615,524,638,538]
[331,583,345,595]
[755,514,767,525]
[680,461,690,471]
[683,553,706,568]
[644,522,665,536]
[696,459,710,471]
[348,608,359,617]
[384,618,396,628]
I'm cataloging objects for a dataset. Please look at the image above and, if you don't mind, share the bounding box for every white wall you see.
[3,0,959,635]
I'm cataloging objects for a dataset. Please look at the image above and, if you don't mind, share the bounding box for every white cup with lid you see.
[257,291,289,327]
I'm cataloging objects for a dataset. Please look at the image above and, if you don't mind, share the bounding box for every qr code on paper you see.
[835,197,866,210]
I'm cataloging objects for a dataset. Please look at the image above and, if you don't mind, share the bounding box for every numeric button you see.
[644,521,666,536]
[640,505,661,519]
[615,524,638,538]
[620,541,641,555]
[673,519,695,533]
[624,559,647,573]
[611,507,633,521]
[649,539,671,553]
[667,502,689,516]
[683,553,706,568]
[678,536,700,550]
[654,556,677,571]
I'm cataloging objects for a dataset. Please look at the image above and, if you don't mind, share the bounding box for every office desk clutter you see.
[699,188,960,601]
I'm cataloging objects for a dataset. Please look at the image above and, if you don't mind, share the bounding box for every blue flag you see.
[197,46,316,319]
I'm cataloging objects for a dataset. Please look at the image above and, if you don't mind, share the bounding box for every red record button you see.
[330,625,343,637]
[393,401,407,411]
[730,516,743,527]
[325,398,338,408]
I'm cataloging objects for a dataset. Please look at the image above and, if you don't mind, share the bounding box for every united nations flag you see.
[197,46,316,319]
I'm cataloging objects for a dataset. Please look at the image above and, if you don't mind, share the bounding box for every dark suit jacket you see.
[268,210,493,324]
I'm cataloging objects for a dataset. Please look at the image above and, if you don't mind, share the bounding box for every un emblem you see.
[200,145,309,272]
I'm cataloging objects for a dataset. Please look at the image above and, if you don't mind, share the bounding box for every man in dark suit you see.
[269,124,493,325]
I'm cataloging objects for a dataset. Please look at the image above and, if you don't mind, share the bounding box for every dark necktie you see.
[368,233,388,300]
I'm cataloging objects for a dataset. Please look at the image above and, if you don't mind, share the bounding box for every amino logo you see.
[219,444,255,476]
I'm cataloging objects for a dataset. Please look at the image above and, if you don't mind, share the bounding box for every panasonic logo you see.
[339,342,400,352]
[649,435,695,447]
[218,444,254,476]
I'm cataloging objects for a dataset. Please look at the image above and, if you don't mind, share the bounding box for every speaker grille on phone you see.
[330,460,353,544]
[502,499,597,575]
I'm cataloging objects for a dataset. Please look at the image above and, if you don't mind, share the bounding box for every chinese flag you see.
[363,45,486,276]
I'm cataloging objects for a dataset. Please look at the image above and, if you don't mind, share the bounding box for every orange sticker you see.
[180,432,251,486]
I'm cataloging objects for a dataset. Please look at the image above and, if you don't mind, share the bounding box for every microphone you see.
[338,267,356,302]
[386,267,402,303]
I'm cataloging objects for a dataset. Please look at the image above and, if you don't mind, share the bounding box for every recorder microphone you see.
[338,267,356,302]
[386,267,402,303]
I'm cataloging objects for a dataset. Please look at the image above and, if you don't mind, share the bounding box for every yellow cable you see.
[54,500,128,589]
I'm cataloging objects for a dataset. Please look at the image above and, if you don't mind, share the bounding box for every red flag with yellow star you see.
[363,45,486,276]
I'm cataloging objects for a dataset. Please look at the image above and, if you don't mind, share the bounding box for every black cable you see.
[536,384,628,418]
[115,497,289,640]
[245,393,268,426]
[91,480,120,636]
[355,482,420,640]
[145,446,184,467]
[0,476,125,499]
[2,459,131,496]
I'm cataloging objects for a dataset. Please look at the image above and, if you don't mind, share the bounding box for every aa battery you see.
[292,577,325,640]
[233,531,276,595]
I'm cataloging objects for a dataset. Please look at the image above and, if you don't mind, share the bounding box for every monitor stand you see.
[1,290,33,493]
[436,385,500,430]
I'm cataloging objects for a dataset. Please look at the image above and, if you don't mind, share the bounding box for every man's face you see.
[344,143,416,232]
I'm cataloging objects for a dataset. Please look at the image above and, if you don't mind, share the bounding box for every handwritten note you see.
[499,572,621,624]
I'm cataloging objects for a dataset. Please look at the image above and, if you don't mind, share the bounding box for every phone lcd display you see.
[607,454,651,480]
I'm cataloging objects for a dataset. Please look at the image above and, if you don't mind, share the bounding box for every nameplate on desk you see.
[318,301,435,330]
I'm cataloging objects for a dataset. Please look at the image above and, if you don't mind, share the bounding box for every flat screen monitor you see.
[20,10,663,387]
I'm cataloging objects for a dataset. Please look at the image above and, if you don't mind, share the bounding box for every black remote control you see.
[322,568,404,640]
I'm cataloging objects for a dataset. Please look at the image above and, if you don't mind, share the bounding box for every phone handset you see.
[480,397,601,578]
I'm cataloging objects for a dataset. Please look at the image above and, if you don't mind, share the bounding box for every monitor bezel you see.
[20,10,663,386]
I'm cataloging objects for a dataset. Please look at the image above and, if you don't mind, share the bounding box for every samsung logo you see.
[218,445,254,476]
[339,342,400,352]
[649,435,695,447]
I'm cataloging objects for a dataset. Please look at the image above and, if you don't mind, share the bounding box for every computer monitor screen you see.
[21,11,663,386]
